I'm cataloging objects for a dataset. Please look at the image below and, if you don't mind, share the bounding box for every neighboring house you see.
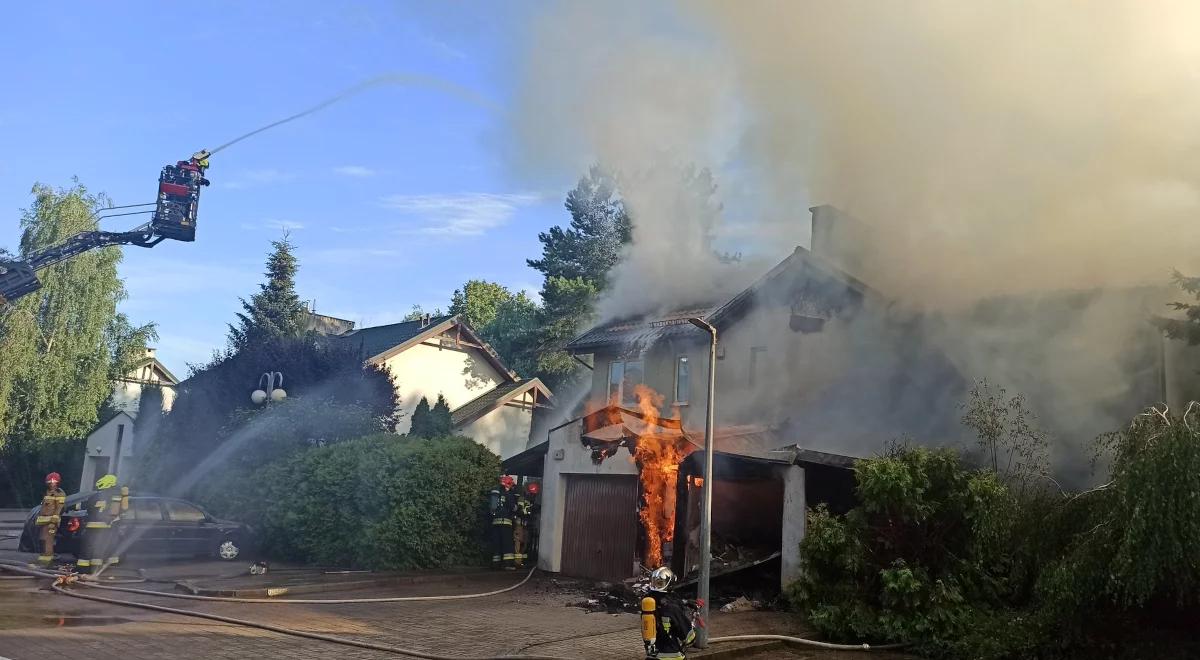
[80,348,179,490]
[110,347,179,415]
[314,313,553,460]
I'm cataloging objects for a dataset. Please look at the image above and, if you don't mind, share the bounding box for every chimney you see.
[808,205,864,276]
[145,347,156,359]
[421,314,431,328]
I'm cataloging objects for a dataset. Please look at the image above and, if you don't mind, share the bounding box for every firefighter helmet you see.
[95,474,117,490]
[45,472,61,485]
[526,481,540,496]
[649,567,676,591]
[500,475,515,488]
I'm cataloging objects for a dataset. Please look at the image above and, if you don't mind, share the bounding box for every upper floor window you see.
[607,358,644,404]
[674,356,690,405]
[749,346,767,387]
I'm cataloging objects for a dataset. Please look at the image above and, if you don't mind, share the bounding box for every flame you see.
[631,384,694,568]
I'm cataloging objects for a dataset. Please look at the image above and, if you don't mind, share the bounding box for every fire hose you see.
[1,560,897,654]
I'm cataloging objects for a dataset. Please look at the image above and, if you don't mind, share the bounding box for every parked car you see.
[19,492,254,561]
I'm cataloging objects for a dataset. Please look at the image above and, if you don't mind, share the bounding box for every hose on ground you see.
[1,557,525,601]
[0,562,570,660]
[708,634,907,651]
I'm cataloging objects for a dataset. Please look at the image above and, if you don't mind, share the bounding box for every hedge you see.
[202,434,500,570]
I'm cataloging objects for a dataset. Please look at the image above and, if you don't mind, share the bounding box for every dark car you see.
[19,493,253,561]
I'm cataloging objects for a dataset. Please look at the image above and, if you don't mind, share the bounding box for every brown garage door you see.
[560,474,638,582]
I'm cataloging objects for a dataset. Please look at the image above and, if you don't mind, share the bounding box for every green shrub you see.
[789,448,1036,657]
[205,434,500,570]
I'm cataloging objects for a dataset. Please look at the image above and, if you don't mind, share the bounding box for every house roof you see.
[567,305,719,354]
[566,244,876,354]
[338,315,455,361]
[337,314,518,381]
[119,356,180,386]
[450,378,553,429]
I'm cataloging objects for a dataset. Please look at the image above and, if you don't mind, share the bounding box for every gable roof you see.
[88,410,136,436]
[119,356,180,386]
[566,244,876,354]
[337,314,518,381]
[450,378,553,428]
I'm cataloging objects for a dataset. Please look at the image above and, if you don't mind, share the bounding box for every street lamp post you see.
[251,371,286,405]
[687,317,717,648]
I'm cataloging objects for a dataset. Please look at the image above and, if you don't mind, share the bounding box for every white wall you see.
[80,414,137,491]
[383,340,503,434]
[780,464,807,589]
[460,396,534,460]
[537,420,638,572]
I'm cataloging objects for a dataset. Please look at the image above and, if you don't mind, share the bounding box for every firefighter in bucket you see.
[641,567,698,660]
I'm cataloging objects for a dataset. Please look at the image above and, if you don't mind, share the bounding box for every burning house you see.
[503,204,1200,587]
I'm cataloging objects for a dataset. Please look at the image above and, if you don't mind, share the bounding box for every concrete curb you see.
[176,566,494,597]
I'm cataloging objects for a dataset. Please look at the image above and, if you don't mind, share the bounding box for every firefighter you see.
[640,567,697,660]
[513,483,533,569]
[489,475,517,570]
[107,484,130,567]
[525,481,541,560]
[33,472,67,568]
[77,474,119,575]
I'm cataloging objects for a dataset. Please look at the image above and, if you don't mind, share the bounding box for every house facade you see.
[315,313,553,460]
[80,348,179,490]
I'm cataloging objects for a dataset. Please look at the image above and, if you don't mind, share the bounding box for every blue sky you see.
[0,2,573,375]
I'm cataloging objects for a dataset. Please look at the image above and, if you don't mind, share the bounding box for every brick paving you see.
[0,567,903,660]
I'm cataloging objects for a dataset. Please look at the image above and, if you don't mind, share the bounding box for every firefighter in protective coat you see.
[489,475,518,569]
[641,567,697,660]
[513,484,533,568]
[77,474,120,575]
[34,472,67,567]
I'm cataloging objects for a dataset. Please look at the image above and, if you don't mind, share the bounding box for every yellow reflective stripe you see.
[95,501,107,511]
[35,516,50,524]
[110,496,122,502]
[108,557,120,564]
[52,496,66,502]
[37,555,52,561]
[76,559,91,567]
[85,522,111,529]
[492,518,512,525]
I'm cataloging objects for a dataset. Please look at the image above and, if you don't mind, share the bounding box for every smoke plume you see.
[507,1,1200,472]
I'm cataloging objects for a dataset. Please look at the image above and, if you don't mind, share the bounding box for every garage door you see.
[560,474,638,582]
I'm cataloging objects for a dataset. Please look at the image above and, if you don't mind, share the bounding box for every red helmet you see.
[45,472,61,485]
[526,482,541,496]
[500,475,515,488]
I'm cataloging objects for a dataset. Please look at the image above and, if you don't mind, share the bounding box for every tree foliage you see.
[431,394,452,437]
[227,237,307,351]
[448,279,539,376]
[1154,270,1200,345]
[0,182,155,449]
[794,400,1200,659]
[961,379,1049,492]
[410,396,432,438]
[137,334,397,495]
[403,304,443,322]
[409,395,452,439]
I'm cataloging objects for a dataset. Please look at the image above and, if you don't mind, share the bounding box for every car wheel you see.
[217,538,240,560]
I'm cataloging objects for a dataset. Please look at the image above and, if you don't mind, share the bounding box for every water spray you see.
[208,73,498,157]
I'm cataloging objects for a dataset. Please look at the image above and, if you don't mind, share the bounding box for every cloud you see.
[333,165,376,178]
[221,169,296,190]
[379,192,541,237]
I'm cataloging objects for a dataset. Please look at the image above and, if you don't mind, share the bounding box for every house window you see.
[674,356,690,405]
[607,358,645,404]
[749,346,767,387]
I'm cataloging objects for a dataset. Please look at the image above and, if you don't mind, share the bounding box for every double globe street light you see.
[250,371,286,405]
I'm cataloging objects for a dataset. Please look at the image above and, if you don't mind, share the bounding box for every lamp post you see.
[687,317,717,648]
[251,371,286,405]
